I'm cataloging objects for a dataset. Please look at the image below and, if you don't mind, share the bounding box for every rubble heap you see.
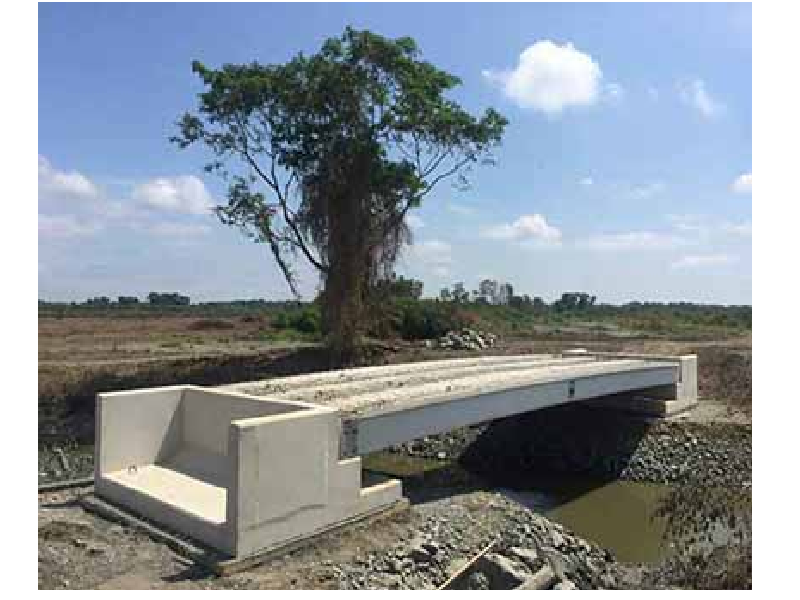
[434,329,497,351]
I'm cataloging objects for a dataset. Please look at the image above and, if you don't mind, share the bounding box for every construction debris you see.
[434,329,497,351]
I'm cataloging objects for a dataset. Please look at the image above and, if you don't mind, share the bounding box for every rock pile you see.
[390,426,486,461]
[433,329,497,351]
[332,492,621,590]
[459,406,752,488]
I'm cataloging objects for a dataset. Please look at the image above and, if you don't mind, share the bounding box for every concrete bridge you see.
[93,352,697,561]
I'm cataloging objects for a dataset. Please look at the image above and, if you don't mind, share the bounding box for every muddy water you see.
[364,451,675,564]
[501,480,673,564]
[364,451,747,567]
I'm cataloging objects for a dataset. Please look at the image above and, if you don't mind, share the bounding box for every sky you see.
[38,2,752,305]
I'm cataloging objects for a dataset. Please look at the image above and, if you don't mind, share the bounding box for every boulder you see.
[475,553,529,588]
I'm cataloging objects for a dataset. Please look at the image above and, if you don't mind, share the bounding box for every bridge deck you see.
[222,354,675,417]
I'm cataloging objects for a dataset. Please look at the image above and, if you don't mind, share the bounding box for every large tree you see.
[172,27,507,363]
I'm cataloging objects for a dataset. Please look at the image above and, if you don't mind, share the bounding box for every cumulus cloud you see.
[731,172,752,194]
[39,214,101,238]
[39,156,101,201]
[678,79,726,118]
[483,41,602,115]
[481,214,562,243]
[671,254,736,269]
[132,176,215,215]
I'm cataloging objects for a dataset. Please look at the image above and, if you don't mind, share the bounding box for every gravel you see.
[39,443,94,484]
[459,405,751,488]
[330,491,622,590]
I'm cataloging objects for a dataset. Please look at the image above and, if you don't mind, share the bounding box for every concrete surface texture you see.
[95,386,402,557]
[95,353,697,559]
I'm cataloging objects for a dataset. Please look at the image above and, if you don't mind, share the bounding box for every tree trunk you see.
[323,193,365,366]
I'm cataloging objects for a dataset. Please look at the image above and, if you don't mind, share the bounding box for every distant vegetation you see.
[39,285,751,343]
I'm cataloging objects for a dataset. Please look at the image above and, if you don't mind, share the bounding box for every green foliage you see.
[272,306,322,336]
[38,293,751,342]
[373,275,424,300]
[147,292,190,306]
[379,299,475,340]
[171,27,507,363]
[553,292,597,311]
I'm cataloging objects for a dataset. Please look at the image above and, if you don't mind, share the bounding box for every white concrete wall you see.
[96,385,402,558]
[181,387,307,456]
[677,355,698,402]
[227,406,402,557]
[95,386,184,474]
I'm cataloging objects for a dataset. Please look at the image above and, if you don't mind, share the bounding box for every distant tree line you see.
[39,292,191,307]
[147,292,190,306]
[37,286,751,332]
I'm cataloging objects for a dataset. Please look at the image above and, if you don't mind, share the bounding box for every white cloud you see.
[678,79,726,118]
[39,214,101,238]
[39,156,101,201]
[667,214,752,238]
[671,254,736,269]
[483,40,602,115]
[579,231,686,251]
[579,177,594,187]
[647,86,659,100]
[408,240,453,267]
[481,214,562,243]
[132,176,215,215]
[405,214,425,229]
[731,172,752,194]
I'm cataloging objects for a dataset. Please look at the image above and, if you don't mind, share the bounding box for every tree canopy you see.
[172,27,507,362]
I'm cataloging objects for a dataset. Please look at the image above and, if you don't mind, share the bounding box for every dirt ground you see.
[38,481,563,590]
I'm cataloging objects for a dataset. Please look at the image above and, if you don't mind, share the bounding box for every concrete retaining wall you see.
[95,385,402,557]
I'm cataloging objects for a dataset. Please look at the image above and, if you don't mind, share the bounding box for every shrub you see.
[394,301,473,340]
[272,307,321,336]
[290,309,321,334]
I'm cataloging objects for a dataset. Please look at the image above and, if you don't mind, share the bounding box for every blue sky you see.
[38,2,752,304]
